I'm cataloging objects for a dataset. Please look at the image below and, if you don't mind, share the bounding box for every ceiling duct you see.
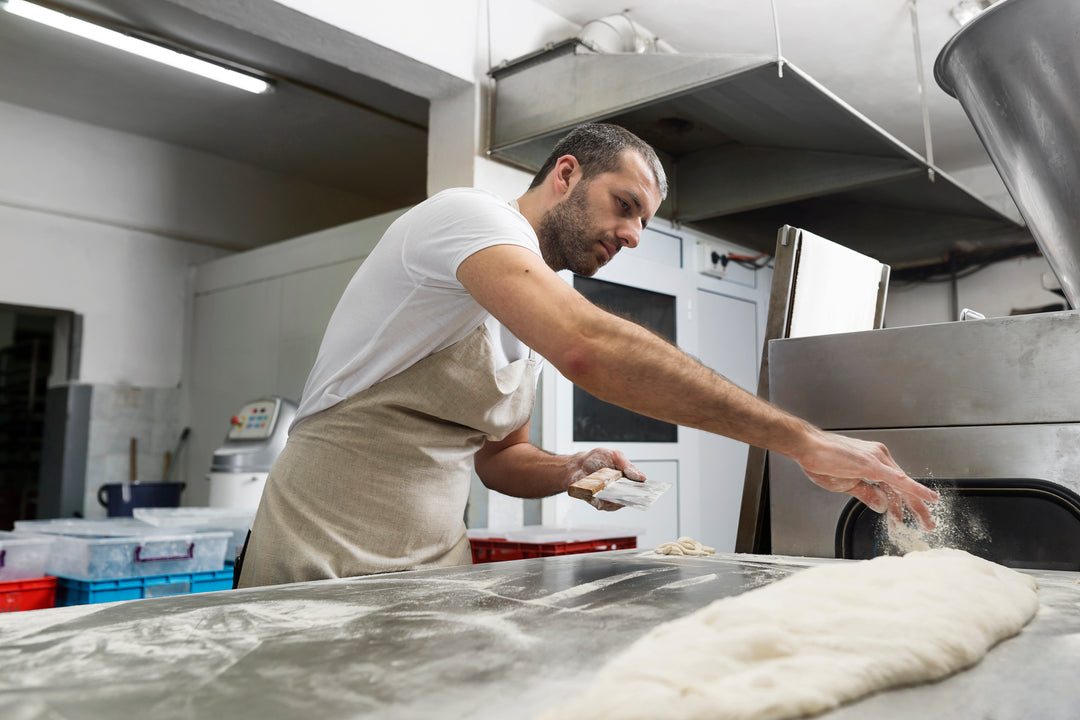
[487,39,1029,267]
[577,14,677,55]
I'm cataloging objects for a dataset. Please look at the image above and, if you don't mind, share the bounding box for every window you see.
[572,276,677,443]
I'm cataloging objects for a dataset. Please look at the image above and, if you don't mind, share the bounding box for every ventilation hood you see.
[487,40,1029,267]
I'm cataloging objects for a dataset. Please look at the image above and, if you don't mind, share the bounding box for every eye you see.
[617,197,631,212]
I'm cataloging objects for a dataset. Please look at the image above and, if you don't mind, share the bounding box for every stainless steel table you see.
[2,551,1078,719]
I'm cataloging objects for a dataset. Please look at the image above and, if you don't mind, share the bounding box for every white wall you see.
[886,254,1064,328]
[0,99,406,385]
[1,203,220,388]
[272,0,482,87]
[0,101,381,253]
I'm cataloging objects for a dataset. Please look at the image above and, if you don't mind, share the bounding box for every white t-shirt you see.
[293,188,542,428]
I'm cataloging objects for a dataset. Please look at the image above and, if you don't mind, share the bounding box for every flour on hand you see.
[654,537,715,556]
[543,549,1039,720]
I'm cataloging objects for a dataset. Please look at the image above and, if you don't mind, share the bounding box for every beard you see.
[536,179,610,276]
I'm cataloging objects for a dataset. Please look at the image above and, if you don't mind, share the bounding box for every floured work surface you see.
[0,550,1074,720]
[544,550,1039,720]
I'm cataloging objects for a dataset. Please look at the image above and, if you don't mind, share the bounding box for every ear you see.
[551,154,580,196]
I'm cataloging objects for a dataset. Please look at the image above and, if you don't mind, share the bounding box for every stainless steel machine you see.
[768,0,1080,570]
[767,312,1080,569]
[207,396,296,511]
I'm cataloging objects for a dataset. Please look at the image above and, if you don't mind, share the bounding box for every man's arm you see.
[473,422,644,508]
[457,244,938,527]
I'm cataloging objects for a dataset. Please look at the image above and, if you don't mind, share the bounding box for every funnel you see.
[936,0,1080,307]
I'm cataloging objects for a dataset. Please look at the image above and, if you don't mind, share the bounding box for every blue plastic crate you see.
[56,568,234,606]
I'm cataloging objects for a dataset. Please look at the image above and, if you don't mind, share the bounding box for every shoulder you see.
[409,188,525,229]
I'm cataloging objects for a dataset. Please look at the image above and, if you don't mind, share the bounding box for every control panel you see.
[227,398,281,441]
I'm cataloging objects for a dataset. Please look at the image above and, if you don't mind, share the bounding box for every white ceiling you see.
[0,0,430,211]
[0,0,1005,254]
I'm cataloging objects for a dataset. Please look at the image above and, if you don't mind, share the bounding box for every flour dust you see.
[880,485,991,556]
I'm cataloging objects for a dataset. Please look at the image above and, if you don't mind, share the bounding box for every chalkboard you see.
[572,276,678,443]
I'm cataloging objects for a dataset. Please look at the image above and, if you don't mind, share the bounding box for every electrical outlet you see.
[696,241,727,278]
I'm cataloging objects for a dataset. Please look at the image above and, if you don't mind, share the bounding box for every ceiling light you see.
[1,0,273,94]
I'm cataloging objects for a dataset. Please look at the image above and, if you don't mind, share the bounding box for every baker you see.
[236,123,938,588]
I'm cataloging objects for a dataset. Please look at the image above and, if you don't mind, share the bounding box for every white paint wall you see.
[0,102,379,253]
[0,96,398,388]
[272,0,482,86]
[886,255,1064,327]
[0,203,220,388]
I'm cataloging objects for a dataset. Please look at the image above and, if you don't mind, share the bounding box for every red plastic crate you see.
[470,536,636,563]
[0,576,56,612]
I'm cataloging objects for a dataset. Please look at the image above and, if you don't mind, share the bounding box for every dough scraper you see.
[568,467,672,510]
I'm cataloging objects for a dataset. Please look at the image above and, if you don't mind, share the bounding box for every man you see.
[237,123,937,588]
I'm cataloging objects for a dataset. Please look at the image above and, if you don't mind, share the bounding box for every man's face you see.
[537,151,662,276]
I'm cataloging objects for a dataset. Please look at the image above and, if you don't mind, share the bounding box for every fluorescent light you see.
[2,0,273,94]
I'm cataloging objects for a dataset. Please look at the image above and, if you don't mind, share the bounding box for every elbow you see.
[553,334,606,389]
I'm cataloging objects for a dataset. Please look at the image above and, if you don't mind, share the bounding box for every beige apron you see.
[238,323,537,587]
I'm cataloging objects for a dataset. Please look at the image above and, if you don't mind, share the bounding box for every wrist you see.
[772,417,824,464]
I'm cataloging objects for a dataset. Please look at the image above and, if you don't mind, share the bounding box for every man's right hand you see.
[793,427,939,530]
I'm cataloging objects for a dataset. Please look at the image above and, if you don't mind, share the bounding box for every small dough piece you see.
[545,549,1038,720]
[655,536,715,556]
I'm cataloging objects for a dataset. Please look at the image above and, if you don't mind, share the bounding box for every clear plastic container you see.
[134,507,254,561]
[13,519,230,581]
[0,531,55,582]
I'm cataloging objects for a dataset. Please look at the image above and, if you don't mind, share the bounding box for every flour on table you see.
[543,549,1038,720]
[654,536,715,556]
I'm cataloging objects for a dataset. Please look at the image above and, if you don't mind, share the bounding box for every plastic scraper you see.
[568,467,672,510]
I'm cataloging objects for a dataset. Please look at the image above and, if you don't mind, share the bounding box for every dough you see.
[655,537,715,556]
[543,549,1038,720]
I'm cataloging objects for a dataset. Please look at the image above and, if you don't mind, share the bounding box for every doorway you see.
[0,304,79,529]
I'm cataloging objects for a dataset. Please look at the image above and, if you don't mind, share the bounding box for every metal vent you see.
[488,41,1028,267]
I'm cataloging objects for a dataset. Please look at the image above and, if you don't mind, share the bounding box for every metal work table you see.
[2,550,1078,719]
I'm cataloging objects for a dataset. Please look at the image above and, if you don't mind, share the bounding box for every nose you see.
[617,219,643,249]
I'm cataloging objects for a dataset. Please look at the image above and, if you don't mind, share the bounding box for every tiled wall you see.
[83,384,186,519]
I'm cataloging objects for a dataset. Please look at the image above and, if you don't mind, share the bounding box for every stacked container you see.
[0,531,57,612]
[13,518,232,606]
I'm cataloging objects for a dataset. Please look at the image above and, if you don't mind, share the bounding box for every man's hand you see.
[568,448,645,512]
[794,428,939,530]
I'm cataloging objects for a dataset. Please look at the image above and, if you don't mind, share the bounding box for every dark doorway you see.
[0,305,79,530]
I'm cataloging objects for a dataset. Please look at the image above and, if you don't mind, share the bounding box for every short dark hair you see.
[528,123,668,199]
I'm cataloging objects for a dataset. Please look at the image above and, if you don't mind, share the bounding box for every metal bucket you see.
[935,0,1080,307]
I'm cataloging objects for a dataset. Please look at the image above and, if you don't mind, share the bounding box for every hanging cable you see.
[770,0,784,77]
[909,0,936,181]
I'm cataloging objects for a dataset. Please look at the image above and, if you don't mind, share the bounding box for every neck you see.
[514,189,545,236]
[514,188,563,271]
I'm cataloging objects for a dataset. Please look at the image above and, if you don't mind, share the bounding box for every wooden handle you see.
[568,467,623,501]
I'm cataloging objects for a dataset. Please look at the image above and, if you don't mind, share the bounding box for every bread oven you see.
[767,312,1080,570]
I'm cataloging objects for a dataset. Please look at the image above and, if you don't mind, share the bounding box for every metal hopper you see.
[936,0,1080,307]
